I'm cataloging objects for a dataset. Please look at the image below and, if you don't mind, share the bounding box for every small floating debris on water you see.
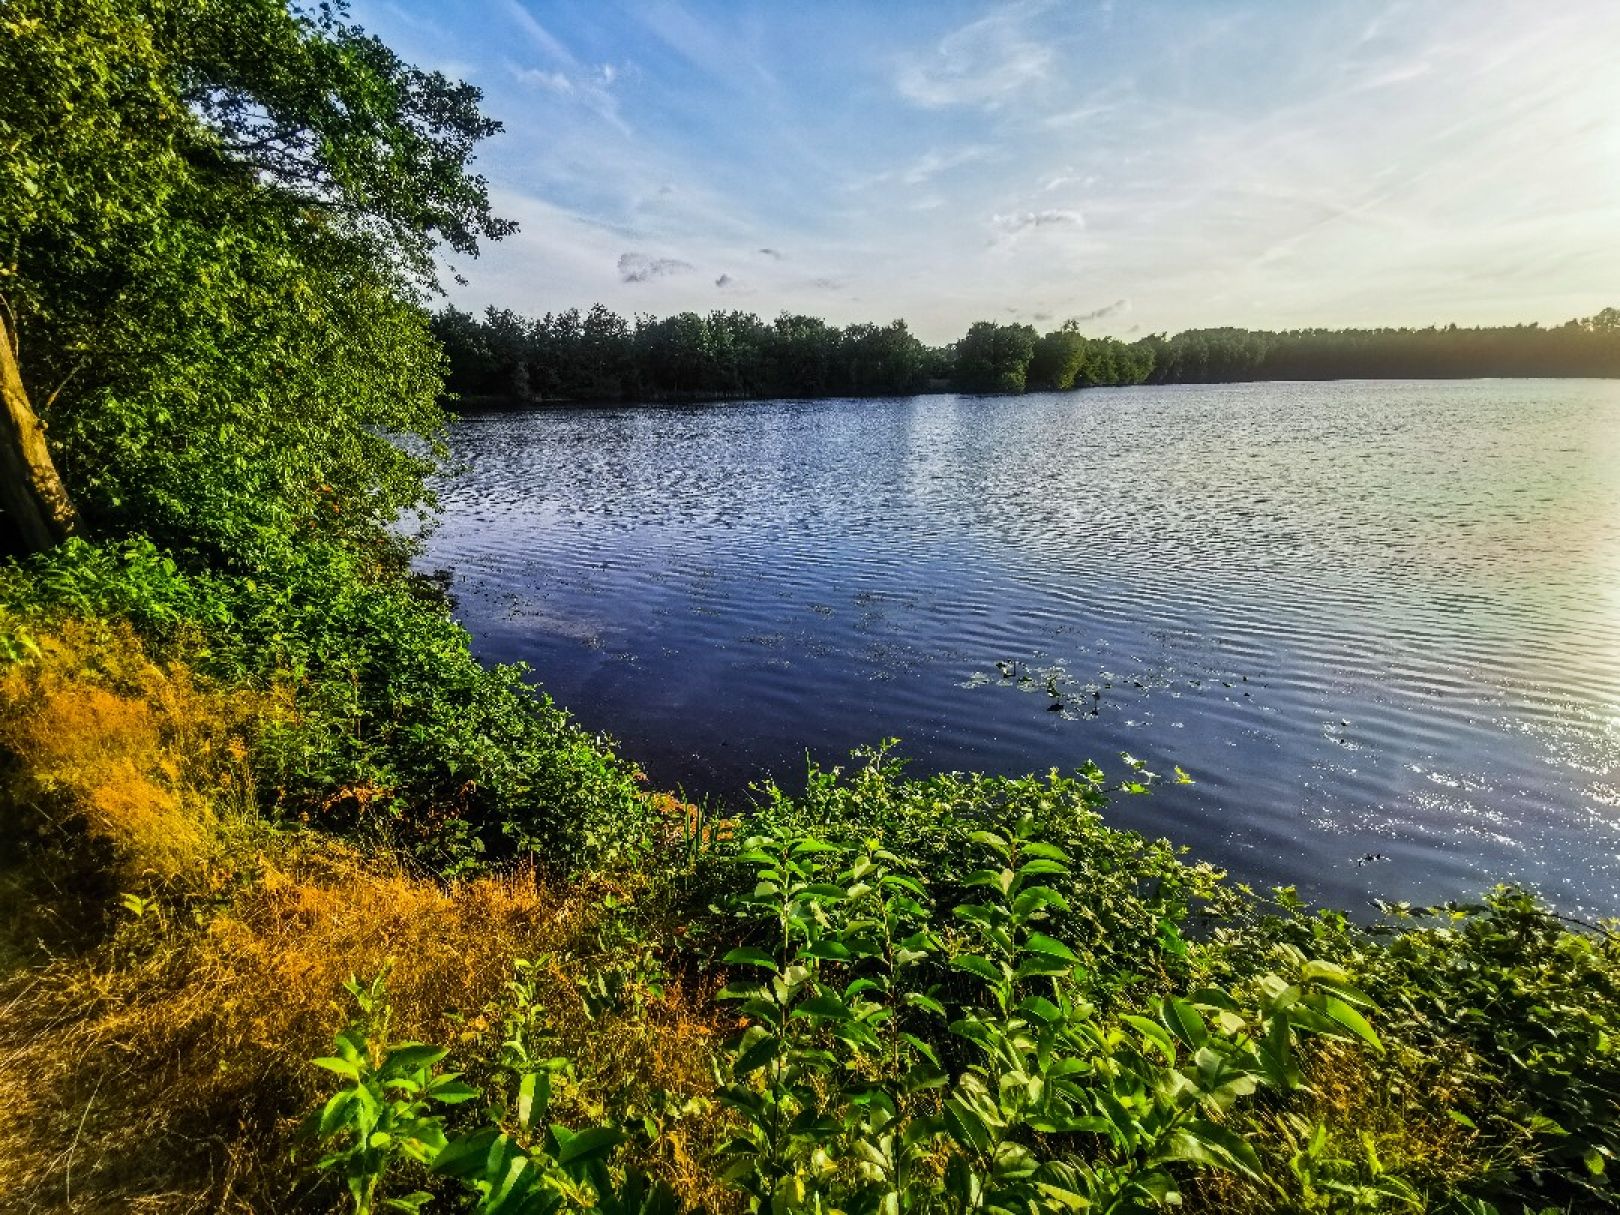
[1352,852,1390,866]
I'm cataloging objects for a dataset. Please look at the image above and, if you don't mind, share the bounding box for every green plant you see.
[308,970,682,1214]
[711,812,1390,1214]
[310,974,481,1214]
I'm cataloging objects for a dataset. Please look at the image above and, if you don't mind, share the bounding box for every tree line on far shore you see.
[434,304,1620,405]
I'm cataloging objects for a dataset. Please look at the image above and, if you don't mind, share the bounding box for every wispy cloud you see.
[618,252,695,282]
[502,0,574,63]
[992,209,1085,236]
[902,145,996,186]
[895,2,1055,109]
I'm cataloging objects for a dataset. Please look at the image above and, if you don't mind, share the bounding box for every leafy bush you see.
[0,538,655,873]
[740,745,1241,1000]
[708,815,1383,1215]
[307,973,682,1215]
[1209,887,1620,1211]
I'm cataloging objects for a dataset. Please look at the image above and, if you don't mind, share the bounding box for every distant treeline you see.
[434,305,1620,404]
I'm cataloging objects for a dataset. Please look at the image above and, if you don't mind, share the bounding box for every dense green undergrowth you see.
[0,538,652,875]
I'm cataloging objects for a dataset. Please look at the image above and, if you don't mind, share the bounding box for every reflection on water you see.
[421,381,1620,916]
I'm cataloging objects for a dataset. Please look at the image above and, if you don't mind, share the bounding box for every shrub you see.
[0,539,656,874]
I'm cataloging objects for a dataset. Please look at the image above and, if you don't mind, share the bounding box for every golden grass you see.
[0,617,262,886]
[0,834,730,1213]
[0,619,732,1213]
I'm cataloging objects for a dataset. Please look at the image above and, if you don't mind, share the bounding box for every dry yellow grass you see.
[0,617,262,885]
[0,620,732,1213]
[0,833,730,1213]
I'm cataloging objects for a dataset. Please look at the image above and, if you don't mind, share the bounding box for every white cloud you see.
[904,145,995,185]
[515,67,573,94]
[502,0,576,65]
[992,209,1085,236]
[895,2,1055,109]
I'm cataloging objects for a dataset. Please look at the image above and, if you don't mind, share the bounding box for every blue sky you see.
[358,0,1620,343]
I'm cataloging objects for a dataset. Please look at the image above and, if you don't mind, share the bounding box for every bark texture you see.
[0,314,78,553]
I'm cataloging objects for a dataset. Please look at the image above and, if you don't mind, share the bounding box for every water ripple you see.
[422,381,1620,916]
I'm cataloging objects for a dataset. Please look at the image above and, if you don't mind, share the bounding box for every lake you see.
[422,381,1620,917]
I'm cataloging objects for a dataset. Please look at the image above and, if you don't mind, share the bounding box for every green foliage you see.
[0,537,655,873]
[1027,326,1091,391]
[952,321,1040,393]
[436,303,1620,407]
[742,745,1240,999]
[310,974,478,1214]
[308,972,678,1215]
[1139,315,1620,383]
[267,748,1620,1214]
[0,0,509,563]
[710,812,1383,1214]
[436,306,938,403]
[1209,886,1620,1210]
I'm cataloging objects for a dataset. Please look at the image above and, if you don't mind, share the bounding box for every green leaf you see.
[723,946,780,970]
[1023,932,1079,963]
[793,994,854,1022]
[427,1079,479,1105]
[733,1034,780,1075]
[951,954,1003,984]
[968,830,1011,858]
[1168,1119,1263,1178]
[312,1056,361,1081]
[317,1091,356,1138]
[379,1043,447,1079]
[1012,886,1070,918]
[1020,841,1071,863]
[1019,995,1064,1025]
[789,839,842,856]
[1016,859,1070,879]
[555,1124,624,1166]
[798,882,849,901]
[433,1128,503,1178]
[1319,994,1382,1052]
[942,1098,992,1152]
[1122,1013,1177,1059]
[516,1071,544,1132]
[799,939,853,962]
[904,992,948,1018]
[1034,1182,1091,1211]
[1160,997,1209,1050]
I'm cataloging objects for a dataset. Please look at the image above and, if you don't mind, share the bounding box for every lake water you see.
[422,382,1620,917]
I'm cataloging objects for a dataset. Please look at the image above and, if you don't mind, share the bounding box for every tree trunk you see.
[0,313,78,554]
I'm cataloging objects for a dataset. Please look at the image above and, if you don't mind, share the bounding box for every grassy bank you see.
[0,554,1615,1213]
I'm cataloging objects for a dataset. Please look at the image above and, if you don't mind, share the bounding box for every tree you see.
[1027,324,1089,391]
[953,321,1038,393]
[0,0,511,559]
[0,315,77,554]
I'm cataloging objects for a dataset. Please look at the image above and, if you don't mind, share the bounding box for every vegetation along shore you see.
[435,305,1620,405]
[0,3,1615,1214]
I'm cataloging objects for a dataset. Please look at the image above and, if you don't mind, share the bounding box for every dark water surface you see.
[422,382,1620,916]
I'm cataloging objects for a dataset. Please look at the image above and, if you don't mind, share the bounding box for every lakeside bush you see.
[0,540,654,875]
